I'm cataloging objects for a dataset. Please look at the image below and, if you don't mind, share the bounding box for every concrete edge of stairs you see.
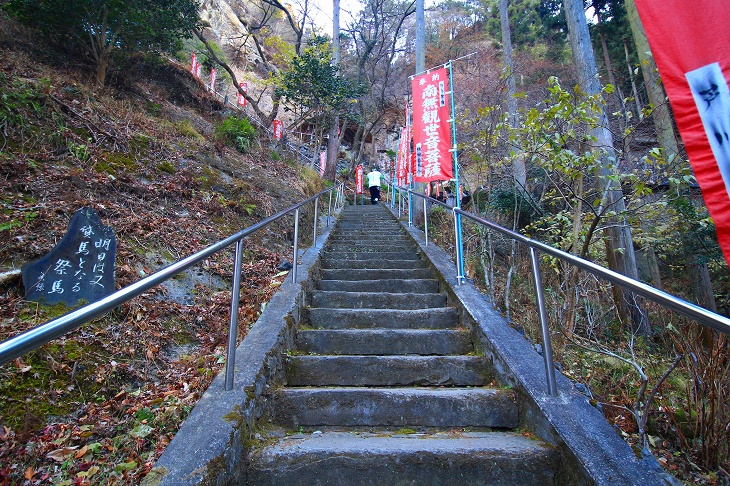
[145,203,681,486]
[145,213,338,486]
[392,206,680,486]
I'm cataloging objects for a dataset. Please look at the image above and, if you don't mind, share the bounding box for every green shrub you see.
[214,116,256,154]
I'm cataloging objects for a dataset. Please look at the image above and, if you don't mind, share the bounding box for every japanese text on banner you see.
[411,68,453,182]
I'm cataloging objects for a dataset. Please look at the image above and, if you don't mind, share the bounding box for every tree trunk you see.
[624,39,644,120]
[500,0,526,189]
[643,244,663,290]
[595,15,627,137]
[563,0,650,335]
[324,0,341,182]
[687,256,717,312]
[625,0,680,158]
[95,54,109,87]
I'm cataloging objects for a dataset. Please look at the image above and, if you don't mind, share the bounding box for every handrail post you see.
[423,197,429,247]
[529,247,558,396]
[312,196,319,247]
[408,185,413,227]
[327,190,333,227]
[452,209,465,285]
[225,238,244,390]
[292,208,300,282]
[455,211,465,284]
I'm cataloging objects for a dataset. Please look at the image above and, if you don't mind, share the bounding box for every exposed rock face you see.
[197,0,274,118]
[199,0,262,67]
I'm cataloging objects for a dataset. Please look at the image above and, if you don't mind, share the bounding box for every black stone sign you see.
[22,207,116,307]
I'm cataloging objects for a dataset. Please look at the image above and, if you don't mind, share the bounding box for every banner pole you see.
[408,180,414,226]
[448,61,466,285]
[391,153,397,208]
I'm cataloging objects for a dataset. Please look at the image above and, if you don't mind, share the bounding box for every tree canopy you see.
[3,0,200,86]
[275,35,365,130]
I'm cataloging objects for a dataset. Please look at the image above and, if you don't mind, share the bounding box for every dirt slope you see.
[0,16,324,485]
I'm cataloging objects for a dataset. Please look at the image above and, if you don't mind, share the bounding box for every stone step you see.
[320,259,427,270]
[302,307,459,330]
[244,430,558,486]
[325,243,416,252]
[285,355,491,386]
[315,279,439,293]
[271,388,517,427]
[328,233,405,241]
[322,251,420,261]
[296,329,471,355]
[319,268,434,281]
[309,291,446,309]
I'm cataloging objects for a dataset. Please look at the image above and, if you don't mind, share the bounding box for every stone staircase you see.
[242,204,561,484]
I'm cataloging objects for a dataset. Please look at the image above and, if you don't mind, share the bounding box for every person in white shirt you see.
[366,167,382,205]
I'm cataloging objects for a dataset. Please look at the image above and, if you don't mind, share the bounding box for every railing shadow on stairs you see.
[142,193,691,485]
[0,184,346,392]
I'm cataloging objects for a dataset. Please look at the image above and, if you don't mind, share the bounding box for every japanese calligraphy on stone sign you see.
[411,68,454,182]
[22,207,116,307]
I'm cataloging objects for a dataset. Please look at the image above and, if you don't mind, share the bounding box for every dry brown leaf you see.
[47,445,78,462]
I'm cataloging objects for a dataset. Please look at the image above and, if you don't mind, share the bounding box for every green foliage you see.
[0,73,47,129]
[214,115,256,154]
[275,35,366,119]
[157,160,176,174]
[174,119,204,140]
[481,0,569,61]
[3,0,201,85]
[67,139,91,162]
[264,34,296,69]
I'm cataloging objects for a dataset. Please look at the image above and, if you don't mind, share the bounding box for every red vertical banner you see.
[319,150,327,177]
[209,68,216,93]
[237,82,247,106]
[195,62,201,78]
[397,127,409,186]
[190,52,197,75]
[272,120,283,139]
[356,165,364,194]
[411,68,454,182]
[635,0,730,264]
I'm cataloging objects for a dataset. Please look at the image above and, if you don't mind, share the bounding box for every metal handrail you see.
[0,184,345,390]
[396,186,730,396]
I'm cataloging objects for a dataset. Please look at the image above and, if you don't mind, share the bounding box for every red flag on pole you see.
[191,52,197,75]
[319,151,327,177]
[209,68,216,93]
[272,120,283,139]
[356,165,364,194]
[397,127,409,186]
[237,82,247,106]
[635,0,730,264]
[411,68,454,182]
[195,62,201,78]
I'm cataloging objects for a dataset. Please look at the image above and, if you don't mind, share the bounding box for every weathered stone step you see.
[310,291,446,309]
[325,243,416,252]
[315,279,438,293]
[322,251,420,261]
[320,259,427,270]
[286,355,491,386]
[328,233,405,240]
[244,430,557,485]
[296,329,471,355]
[271,388,517,428]
[319,268,434,281]
[303,307,459,330]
